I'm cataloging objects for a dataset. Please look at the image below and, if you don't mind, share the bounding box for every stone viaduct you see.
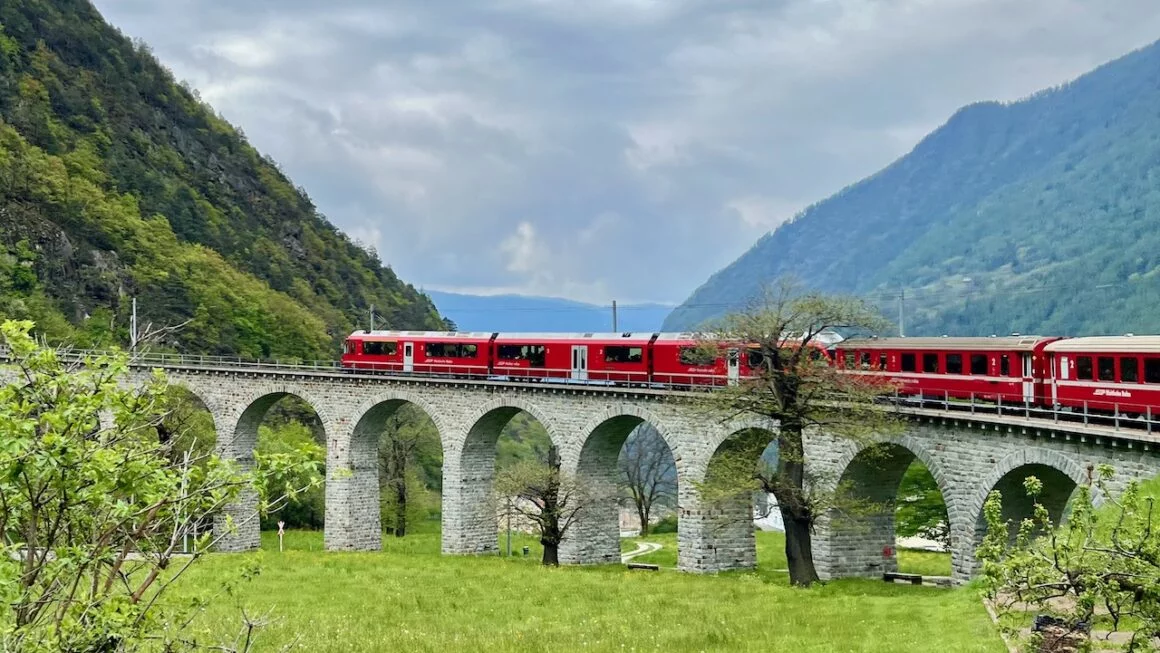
[12,356,1160,583]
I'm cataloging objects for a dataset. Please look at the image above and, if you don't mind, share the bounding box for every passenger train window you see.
[363,341,397,356]
[748,350,765,368]
[970,354,988,375]
[679,347,717,366]
[901,353,916,372]
[1146,358,1160,384]
[425,343,478,358]
[1123,358,1139,383]
[945,354,962,375]
[1076,356,1093,380]
[859,352,871,369]
[1097,357,1116,382]
[923,353,939,374]
[878,353,888,370]
[498,344,547,367]
[1000,354,1010,377]
[844,352,855,369]
[605,346,643,363]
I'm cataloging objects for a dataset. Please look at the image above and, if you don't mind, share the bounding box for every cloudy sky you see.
[92,0,1160,305]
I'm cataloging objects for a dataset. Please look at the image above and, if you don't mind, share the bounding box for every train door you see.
[1021,352,1034,404]
[727,348,740,386]
[403,342,414,373]
[571,345,589,381]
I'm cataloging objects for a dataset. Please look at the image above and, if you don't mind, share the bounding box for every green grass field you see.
[169,526,998,652]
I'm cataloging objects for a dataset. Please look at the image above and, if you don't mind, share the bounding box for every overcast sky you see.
[92,0,1160,305]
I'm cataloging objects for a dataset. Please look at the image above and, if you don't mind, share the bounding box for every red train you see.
[341,330,1160,419]
[339,330,822,387]
[834,335,1160,418]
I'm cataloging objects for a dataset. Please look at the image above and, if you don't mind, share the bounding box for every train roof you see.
[347,330,495,340]
[494,332,655,342]
[839,336,1053,351]
[1045,336,1160,353]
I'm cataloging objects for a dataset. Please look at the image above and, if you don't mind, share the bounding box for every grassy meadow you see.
[169,525,1000,652]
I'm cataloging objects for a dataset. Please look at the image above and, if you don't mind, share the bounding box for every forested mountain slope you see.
[0,0,441,358]
[665,40,1160,337]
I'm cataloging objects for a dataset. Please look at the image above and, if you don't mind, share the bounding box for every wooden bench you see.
[627,563,659,571]
[883,571,923,585]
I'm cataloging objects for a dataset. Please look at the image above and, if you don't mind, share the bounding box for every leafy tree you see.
[378,405,441,537]
[493,446,590,566]
[258,421,326,530]
[0,319,322,650]
[894,461,950,547]
[696,280,900,586]
[979,466,1160,652]
[618,423,676,536]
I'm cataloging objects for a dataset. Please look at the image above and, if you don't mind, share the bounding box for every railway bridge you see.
[9,353,1160,583]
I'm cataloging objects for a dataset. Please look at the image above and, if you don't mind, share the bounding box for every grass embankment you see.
[173,525,997,652]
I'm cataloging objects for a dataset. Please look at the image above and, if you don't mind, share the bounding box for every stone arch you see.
[214,384,333,552]
[442,394,561,556]
[325,389,446,551]
[678,420,780,574]
[559,404,683,565]
[965,450,1088,572]
[966,449,1090,531]
[461,395,565,453]
[815,437,958,580]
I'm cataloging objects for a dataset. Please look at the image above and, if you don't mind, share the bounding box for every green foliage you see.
[496,411,553,469]
[258,421,326,530]
[666,40,1160,337]
[0,0,441,357]
[378,404,442,536]
[895,461,950,546]
[0,319,318,650]
[979,465,1160,651]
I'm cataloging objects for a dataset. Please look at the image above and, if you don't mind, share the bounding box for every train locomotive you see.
[341,330,1160,420]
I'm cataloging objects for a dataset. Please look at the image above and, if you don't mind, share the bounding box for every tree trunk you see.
[393,476,407,538]
[542,541,559,566]
[774,421,820,587]
[636,500,649,537]
[780,504,819,586]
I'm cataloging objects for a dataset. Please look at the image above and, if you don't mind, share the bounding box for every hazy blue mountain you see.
[426,291,674,333]
[664,39,1160,338]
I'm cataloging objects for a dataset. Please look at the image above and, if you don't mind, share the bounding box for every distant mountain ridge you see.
[426,291,673,333]
[0,0,441,358]
[665,39,1160,337]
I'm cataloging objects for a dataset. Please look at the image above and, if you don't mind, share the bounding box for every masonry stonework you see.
[21,361,1160,583]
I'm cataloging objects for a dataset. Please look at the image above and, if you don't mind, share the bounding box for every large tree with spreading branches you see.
[696,281,901,587]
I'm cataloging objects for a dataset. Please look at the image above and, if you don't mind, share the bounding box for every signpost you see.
[278,520,285,552]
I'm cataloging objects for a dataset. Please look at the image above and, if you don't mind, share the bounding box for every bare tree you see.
[619,424,676,536]
[696,279,901,587]
[493,445,590,565]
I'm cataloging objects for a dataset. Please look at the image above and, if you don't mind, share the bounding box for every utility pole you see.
[897,288,905,338]
[130,296,138,353]
[612,300,618,332]
[369,304,375,332]
[506,496,512,557]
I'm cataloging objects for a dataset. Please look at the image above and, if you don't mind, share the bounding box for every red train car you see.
[1044,336,1160,415]
[834,336,1061,405]
[650,333,737,387]
[341,330,492,376]
[490,332,654,383]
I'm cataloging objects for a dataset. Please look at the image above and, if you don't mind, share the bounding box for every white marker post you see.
[278,520,285,552]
